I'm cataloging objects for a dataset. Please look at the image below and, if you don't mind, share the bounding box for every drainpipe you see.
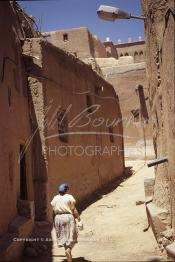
[147,157,168,167]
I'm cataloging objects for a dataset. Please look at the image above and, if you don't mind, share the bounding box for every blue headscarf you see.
[58,183,70,193]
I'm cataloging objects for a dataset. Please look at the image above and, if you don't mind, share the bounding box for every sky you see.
[19,0,144,44]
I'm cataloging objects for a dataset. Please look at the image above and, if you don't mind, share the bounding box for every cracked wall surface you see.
[142,0,175,231]
[0,2,35,234]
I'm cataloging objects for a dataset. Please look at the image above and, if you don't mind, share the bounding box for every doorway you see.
[20,144,28,200]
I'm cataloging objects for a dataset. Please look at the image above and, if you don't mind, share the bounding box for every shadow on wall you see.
[28,86,48,220]
[23,53,49,221]
[21,69,52,261]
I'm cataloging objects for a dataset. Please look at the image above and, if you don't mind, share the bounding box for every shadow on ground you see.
[22,166,134,262]
[78,166,134,213]
[61,257,91,262]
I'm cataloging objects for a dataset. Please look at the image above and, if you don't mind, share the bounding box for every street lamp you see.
[97,5,146,21]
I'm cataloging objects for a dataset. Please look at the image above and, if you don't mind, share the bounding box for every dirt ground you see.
[50,161,163,262]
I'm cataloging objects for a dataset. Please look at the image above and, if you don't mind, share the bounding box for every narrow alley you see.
[51,161,161,261]
[1,2,175,261]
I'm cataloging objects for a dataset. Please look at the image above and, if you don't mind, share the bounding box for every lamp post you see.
[97,5,146,21]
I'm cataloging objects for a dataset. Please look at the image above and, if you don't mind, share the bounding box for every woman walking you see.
[51,183,82,262]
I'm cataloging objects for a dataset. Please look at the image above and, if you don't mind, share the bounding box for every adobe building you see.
[142,0,175,257]
[45,27,154,160]
[115,40,146,63]
[96,40,151,160]
[99,58,153,160]
[0,2,125,260]
[43,27,108,59]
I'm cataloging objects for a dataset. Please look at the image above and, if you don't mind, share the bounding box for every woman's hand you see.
[77,220,83,231]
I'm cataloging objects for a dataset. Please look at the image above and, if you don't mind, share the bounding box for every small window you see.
[0,58,4,82]
[20,145,28,200]
[8,87,11,107]
[120,53,123,57]
[131,109,140,122]
[109,126,114,143]
[125,53,129,56]
[57,109,68,143]
[134,51,138,56]
[63,33,68,42]
[86,95,92,113]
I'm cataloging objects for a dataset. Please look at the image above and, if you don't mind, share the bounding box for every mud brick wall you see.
[142,0,175,227]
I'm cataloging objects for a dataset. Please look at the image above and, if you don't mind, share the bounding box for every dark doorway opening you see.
[20,145,28,200]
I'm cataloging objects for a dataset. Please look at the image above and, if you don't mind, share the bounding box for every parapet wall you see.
[115,41,146,63]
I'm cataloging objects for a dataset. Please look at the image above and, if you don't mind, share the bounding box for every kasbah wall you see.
[0,2,38,260]
[23,37,124,222]
[45,27,154,160]
[142,0,175,253]
[0,2,124,260]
